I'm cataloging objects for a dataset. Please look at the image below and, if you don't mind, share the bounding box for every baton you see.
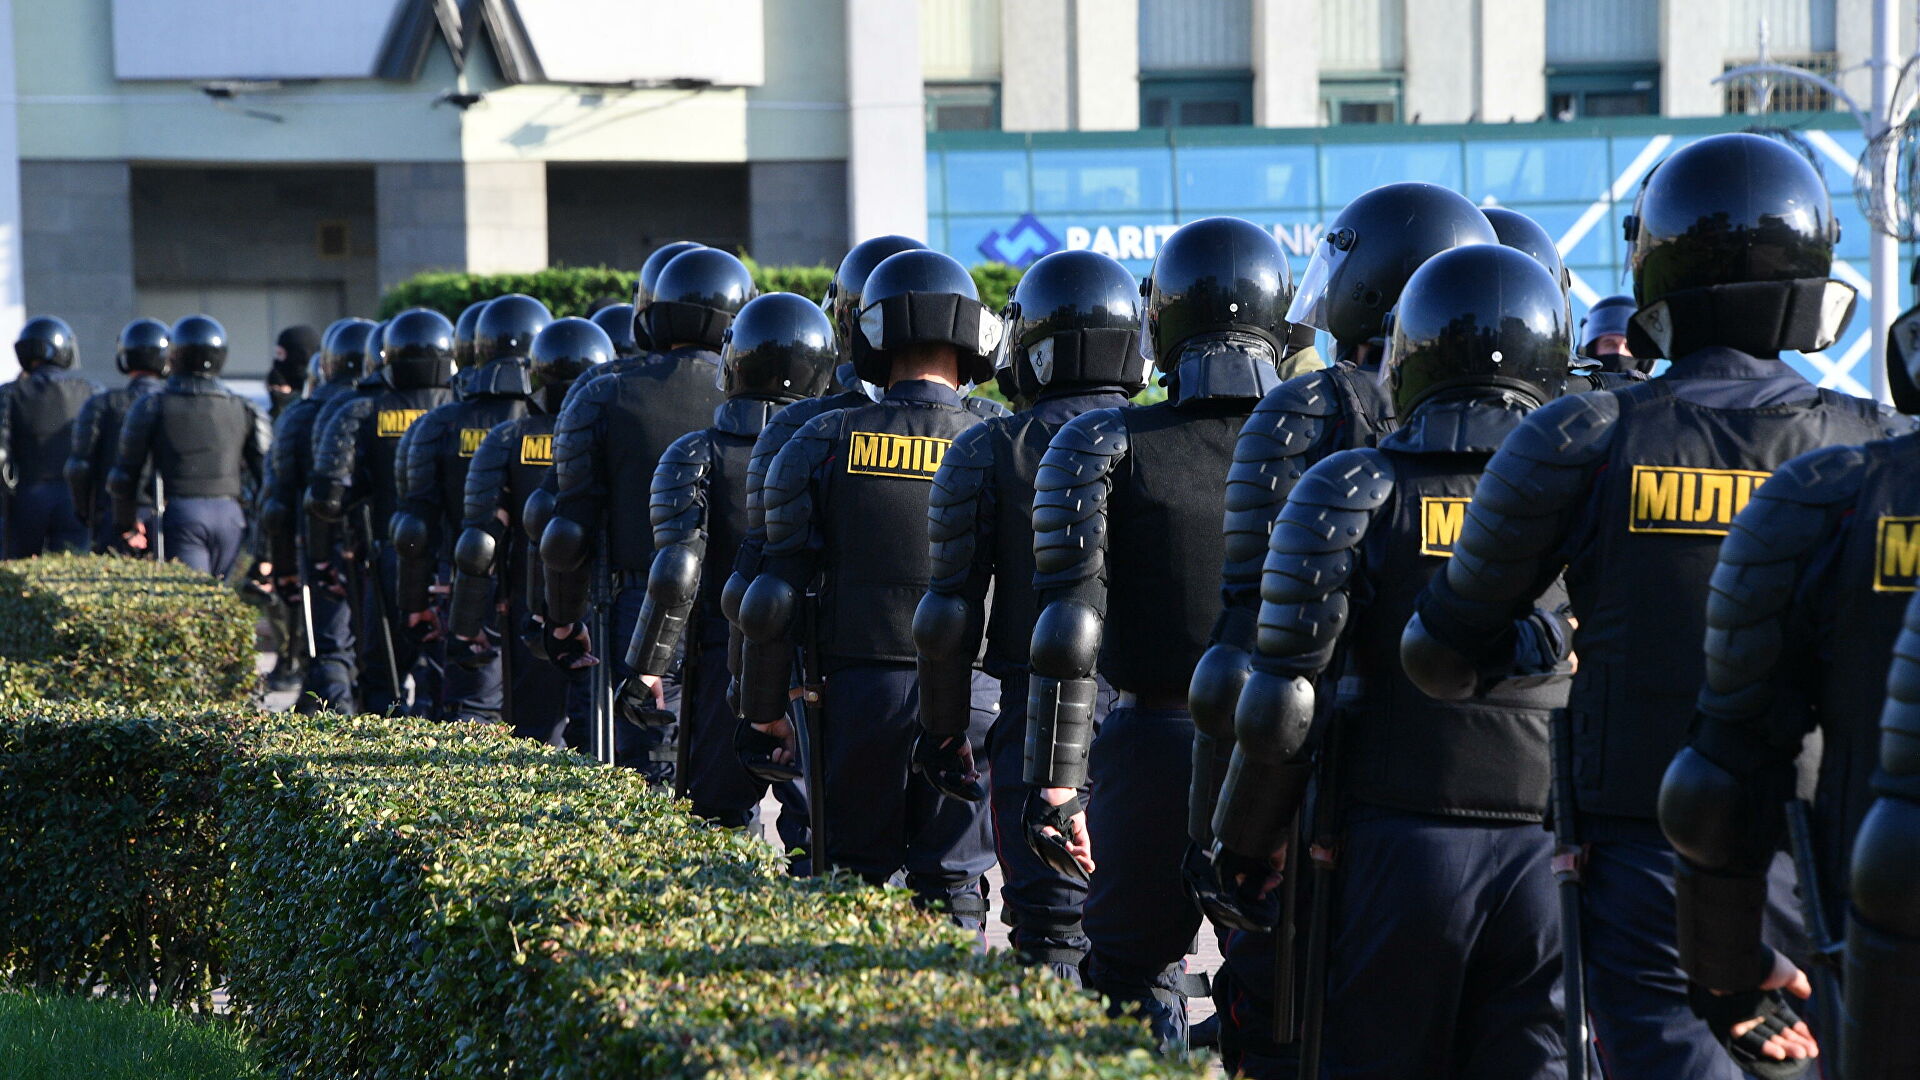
[300,582,317,659]
[152,474,167,562]
[1550,710,1590,1080]
[796,592,831,876]
[357,503,403,700]
[1785,797,1845,1074]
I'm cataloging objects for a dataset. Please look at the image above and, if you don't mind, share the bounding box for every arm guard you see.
[64,392,105,523]
[389,511,434,614]
[306,397,373,526]
[1846,589,1920,1077]
[625,431,714,677]
[915,424,996,738]
[107,393,160,531]
[728,402,814,683]
[391,411,453,613]
[1214,449,1390,861]
[1406,391,1616,699]
[538,514,593,625]
[759,418,835,580]
[737,571,799,723]
[448,423,518,636]
[242,397,272,495]
[547,378,612,543]
[1026,409,1127,789]
[0,384,15,495]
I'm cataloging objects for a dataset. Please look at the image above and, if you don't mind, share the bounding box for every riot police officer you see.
[1483,206,1572,294]
[1,316,100,557]
[591,302,642,360]
[1403,132,1903,1079]
[66,318,168,554]
[449,317,610,745]
[736,248,998,924]
[1212,244,1579,1077]
[912,248,1143,979]
[394,294,548,723]
[617,292,829,858]
[109,316,272,577]
[1846,594,1920,1077]
[1655,265,1920,1075]
[558,241,705,413]
[267,325,321,418]
[1577,296,1643,375]
[541,247,751,775]
[1022,217,1291,1050]
[308,309,456,715]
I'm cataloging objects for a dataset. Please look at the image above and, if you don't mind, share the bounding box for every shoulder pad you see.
[1257,368,1345,420]
[650,429,714,540]
[964,396,1012,420]
[1710,445,1862,572]
[1270,449,1393,557]
[927,423,997,590]
[1038,407,1128,467]
[1495,390,1620,466]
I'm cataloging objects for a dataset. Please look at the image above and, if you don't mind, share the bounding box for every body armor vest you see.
[363,385,453,535]
[1570,379,1887,819]
[818,397,980,664]
[146,377,257,499]
[433,397,528,541]
[498,412,556,610]
[93,380,161,504]
[1338,452,1565,821]
[1104,401,1249,695]
[981,413,1056,676]
[1324,361,1396,450]
[10,370,96,483]
[604,349,725,571]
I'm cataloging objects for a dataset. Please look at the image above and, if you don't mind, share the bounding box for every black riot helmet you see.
[720,293,838,401]
[167,315,229,375]
[1142,216,1292,371]
[852,249,999,385]
[1386,244,1570,416]
[366,319,390,379]
[1289,183,1497,348]
[1482,207,1569,294]
[823,235,928,358]
[529,317,613,412]
[1578,295,1637,358]
[633,241,706,351]
[381,308,455,390]
[453,300,488,369]
[645,248,756,351]
[591,302,641,358]
[998,249,1144,394]
[15,316,77,371]
[1624,132,1850,358]
[327,318,377,383]
[115,318,170,375]
[474,293,552,366]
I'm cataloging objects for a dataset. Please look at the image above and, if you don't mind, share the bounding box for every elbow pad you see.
[106,466,135,502]
[539,515,590,572]
[1661,746,1777,990]
[1212,672,1316,860]
[261,498,291,538]
[453,526,498,577]
[738,573,798,644]
[625,545,702,676]
[64,460,95,520]
[1400,612,1480,701]
[913,591,977,737]
[522,486,555,545]
[720,569,749,627]
[1852,799,1920,938]
[390,511,430,559]
[1187,638,1252,846]
[1029,600,1101,680]
[305,480,345,524]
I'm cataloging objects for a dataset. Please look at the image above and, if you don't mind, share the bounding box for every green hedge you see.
[0,556,255,707]
[0,560,1195,1077]
[379,260,1025,320]
[225,715,1196,1078]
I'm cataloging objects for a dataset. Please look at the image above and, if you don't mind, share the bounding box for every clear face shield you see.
[1285,226,1356,333]
[991,303,1024,381]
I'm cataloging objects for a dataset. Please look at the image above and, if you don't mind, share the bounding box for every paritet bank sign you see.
[978,212,1323,268]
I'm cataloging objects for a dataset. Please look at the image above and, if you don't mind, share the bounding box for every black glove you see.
[544,620,596,671]
[910,731,985,803]
[518,615,549,661]
[616,678,675,730]
[735,717,801,783]
[404,607,445,644]
[1182,842,1279,934]
[1022,788,1090,885]
[1686,985,1816,1080]
[449,632,498,671]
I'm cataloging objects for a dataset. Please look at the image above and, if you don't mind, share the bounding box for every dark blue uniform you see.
[1,365,100,557]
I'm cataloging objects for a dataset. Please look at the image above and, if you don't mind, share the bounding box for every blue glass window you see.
[943,151,1029,215]
[1176,144,1318,211]
[1030,148,1174,212]
[1322,142,1462,203]
[1467,138,1609,203]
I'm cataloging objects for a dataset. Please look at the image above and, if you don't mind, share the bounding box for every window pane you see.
[1144,98,1172,127]
[1468,138,1608,202]
[1031,147,1174,212]
[943,150,1030,214]
[1337,101,1395,124]
[1177,143,1318,210]
[1584,90,1653,117]
[934,104,995,131]
[1180,99,1244,126]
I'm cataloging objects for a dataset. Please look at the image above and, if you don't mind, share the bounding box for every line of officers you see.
[2,130,1917,1078]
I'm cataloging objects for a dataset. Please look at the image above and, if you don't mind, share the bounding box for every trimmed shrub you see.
[0,555,255,707]
[224,716,1199,1078]
[379,262,1026,321]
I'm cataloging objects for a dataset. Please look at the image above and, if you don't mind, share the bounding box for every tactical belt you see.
[1115,690,1187,710]
[612,568,649,591]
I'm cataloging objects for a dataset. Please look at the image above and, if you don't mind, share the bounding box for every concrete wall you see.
[1404,0,1477,122]
[374,162,549,291]
[747,161,848,266]
[546,164,750,270]
[1076,0,1142,130]
[1001,0,1071,131]
[1479,0,1546,122]
[1661,0,1727,116]
[129,166,379,316]
[844,0,926,242]
[1254,0,1319,127]
[20,161,133,374]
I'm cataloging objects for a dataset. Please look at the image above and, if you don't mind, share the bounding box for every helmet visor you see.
[991,305,1018,374]
[1284,229,1353,333]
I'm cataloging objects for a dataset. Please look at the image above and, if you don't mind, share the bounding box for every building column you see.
[375,161,548,291]
[1001,0,1071,131]
[0,0,23,379]
[1254,0,1320,127]
[1403,0,1476,123]
[1478,0,1545,122]
[1073,0,1140,131]
[748,161,850,266]
[21,161,133,375]
[1661,0,1726,117]
[844,0,927,243]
